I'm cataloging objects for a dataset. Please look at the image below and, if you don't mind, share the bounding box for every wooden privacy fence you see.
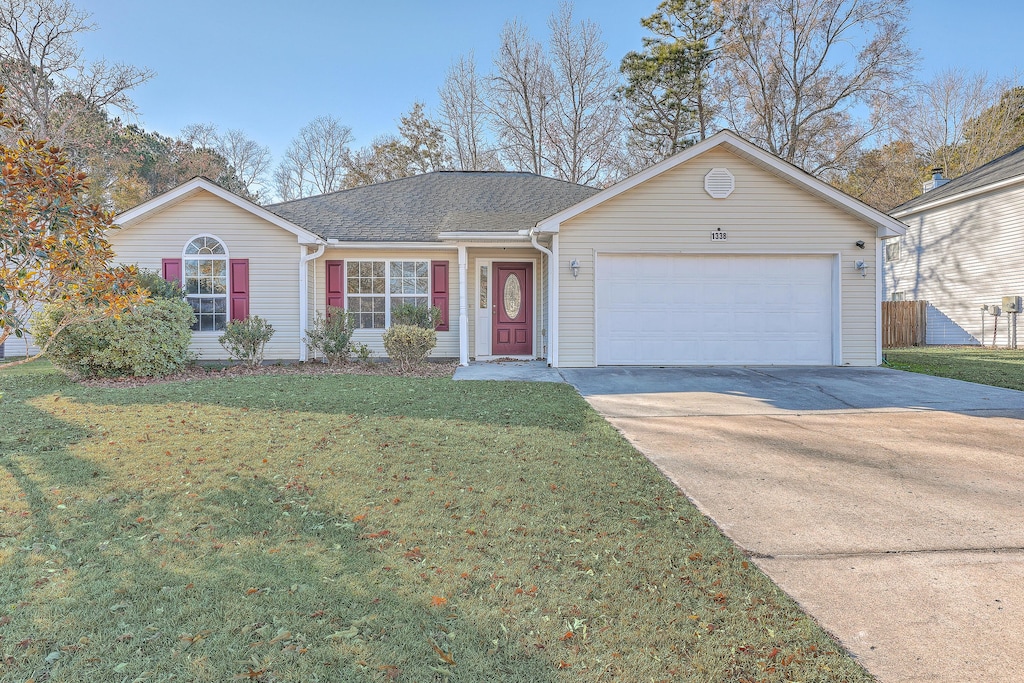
[882,300,927,347]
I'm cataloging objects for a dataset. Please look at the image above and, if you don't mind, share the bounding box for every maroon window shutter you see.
[326,260,345,310]
[162,258,183,285]
[229,259,249,321]
[431,260,449,331]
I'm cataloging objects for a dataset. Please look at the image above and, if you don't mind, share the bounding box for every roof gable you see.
[892,144,1024,217]
[535,130,906,238]
[115,177,325,245]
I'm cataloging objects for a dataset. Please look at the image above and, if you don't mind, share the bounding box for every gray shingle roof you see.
[265,171,599,242]
[894,144,1024,214]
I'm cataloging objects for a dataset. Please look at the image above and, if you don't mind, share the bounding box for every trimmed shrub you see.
[136,269,186,300]
[219,316,275,368]
[382,324,436,372]
[304,307,355,366]
[35,298,195,378]
[391,302,441,329]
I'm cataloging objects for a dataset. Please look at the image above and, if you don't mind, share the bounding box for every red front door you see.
[492,262,533,356]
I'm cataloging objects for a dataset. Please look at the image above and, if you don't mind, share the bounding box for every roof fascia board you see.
[892,174,1024,218]
[324,241,458,250]
[534,130,907,239]
[438,231,529,241]
[115,178,326,245]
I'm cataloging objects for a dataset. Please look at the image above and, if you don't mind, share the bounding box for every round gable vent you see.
[704,168,735,199]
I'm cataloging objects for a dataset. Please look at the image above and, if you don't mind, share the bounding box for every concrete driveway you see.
[560,366,1024,683]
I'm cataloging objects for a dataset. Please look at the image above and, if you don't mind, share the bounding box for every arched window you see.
[184,235,228,331]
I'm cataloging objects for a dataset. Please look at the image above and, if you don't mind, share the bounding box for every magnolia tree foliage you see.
[0,87,145,364]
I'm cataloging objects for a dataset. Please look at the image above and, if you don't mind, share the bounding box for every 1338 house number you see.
[710,230,728,241]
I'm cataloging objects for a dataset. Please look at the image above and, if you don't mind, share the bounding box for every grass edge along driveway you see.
[885,346,1024,391]
[0,362,871,682]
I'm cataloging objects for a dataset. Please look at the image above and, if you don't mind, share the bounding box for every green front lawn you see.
[885,346,1024,391]
[0,362,869,682]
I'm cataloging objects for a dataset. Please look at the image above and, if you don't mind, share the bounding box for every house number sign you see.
[710,230,728,241]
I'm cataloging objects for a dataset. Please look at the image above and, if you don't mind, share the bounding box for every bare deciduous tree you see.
[0,0,152,143]
[903,69,1024,179]
[181,123,272,200]
[438,52,502,171]
[488,19,553,175]
[544,2,621,185]
[217,129,273,199]
[717,0,916,175]
[275,115,354,199]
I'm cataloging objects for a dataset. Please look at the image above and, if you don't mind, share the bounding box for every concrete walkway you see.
[453,360,564,383]
[562,366,1024,683]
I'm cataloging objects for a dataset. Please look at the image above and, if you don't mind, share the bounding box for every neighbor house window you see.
[346,260,429,329]
[890,291,907,301]
[184,236,228,332]
[885,239,901,262]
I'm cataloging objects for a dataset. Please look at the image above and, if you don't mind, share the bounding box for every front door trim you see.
[474,257,538,359]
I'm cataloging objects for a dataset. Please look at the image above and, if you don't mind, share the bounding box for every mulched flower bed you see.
[76,359,458,388]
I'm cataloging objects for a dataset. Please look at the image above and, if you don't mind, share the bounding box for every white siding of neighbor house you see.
[2,333,37,359]
[557,147,881,367]
[312,248,459,360]
[887,182,1024,347]
[109,190,305,361]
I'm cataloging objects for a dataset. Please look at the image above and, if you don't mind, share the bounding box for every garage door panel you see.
[596,254,834,365]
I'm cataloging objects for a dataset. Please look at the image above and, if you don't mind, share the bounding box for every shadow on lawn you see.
[0,415,560,682]
[40,374,589,433]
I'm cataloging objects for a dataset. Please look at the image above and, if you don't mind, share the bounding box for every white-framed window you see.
[890,291,907,302]
[885,238,901,262]
[184,235,228,332]
[346,260,429,329]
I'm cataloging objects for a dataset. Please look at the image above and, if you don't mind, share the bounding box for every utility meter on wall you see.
[1003,296,1022,314]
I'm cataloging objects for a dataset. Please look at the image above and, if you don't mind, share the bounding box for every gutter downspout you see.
[527,228,556,367]
[298,244,326,361]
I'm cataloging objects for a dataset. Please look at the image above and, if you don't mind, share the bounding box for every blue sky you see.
[75,1,1022,166]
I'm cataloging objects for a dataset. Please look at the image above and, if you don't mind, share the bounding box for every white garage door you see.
[596,254,835,365]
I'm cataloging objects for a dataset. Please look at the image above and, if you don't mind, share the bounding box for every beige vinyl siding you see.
[312,249,459,360]
[109,190,304,361]
[557,147,880,366]
[888,182,1024,345]
[465,248,545,359]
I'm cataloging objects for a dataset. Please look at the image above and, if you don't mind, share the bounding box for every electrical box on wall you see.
[1003,296,1022,313]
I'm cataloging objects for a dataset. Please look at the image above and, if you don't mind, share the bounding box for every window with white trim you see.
[890,291,907,301]
[885,238,901,262]
[184,236,228,331]
[346,260,429,329]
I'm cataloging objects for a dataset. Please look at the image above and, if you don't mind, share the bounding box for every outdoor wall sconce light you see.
[854,259,867,277]
[855,240,865,249]
[570,259,580,279]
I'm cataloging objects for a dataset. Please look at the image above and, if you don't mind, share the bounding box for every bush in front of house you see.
[383,303,441,373]
[136,268,187,300]
[382,324,437,372]
[304,307,356,366]
[35,297,195,378]
[390,302,441,329]
[219,315,275,368]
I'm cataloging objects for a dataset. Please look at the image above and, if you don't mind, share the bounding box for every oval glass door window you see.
[504,273,522,319]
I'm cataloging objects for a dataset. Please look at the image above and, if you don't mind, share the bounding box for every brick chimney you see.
[922,167,950,193]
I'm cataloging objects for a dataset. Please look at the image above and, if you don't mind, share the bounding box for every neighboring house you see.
[887,147,1024,345]
[10,131,905,366]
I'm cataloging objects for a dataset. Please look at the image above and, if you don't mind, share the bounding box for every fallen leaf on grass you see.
[430,596,448,607]
[325,626,359,641]
[560,631,574,641]
[428,638,456,665]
